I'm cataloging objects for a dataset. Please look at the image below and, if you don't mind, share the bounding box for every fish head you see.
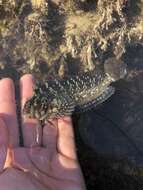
[104,58,127,81]
[23,86,75,121]
[23,89,63,120]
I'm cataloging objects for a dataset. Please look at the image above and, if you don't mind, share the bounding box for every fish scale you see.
[23,70,112,120]
[61,69,104,95]
[23,60,127,121]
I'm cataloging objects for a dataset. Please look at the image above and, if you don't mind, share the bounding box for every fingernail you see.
[0,78,15,102]
[20,75,35,98]
[20,74,34,82]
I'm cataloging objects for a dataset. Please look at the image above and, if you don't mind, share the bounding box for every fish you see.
[23,58,127,122]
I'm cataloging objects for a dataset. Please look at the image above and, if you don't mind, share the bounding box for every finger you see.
[57,116,77,160]
[42,119,58,153]
[0,117,8,146]
[20,74,42,147]
[0,117,11,173]
[0,78,19,146]
[20,74,34,109]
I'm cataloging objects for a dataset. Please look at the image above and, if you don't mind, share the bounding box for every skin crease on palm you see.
[0,74,86,190]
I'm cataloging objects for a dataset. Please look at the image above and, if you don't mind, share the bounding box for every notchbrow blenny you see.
[23,58,126,122]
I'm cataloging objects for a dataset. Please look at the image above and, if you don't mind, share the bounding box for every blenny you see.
[23,58,127,122]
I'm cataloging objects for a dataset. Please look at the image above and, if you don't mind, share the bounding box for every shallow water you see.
[0,1,143,189]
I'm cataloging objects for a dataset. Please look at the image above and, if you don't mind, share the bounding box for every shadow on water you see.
[73,44,143,189]
[77,0,97,12]
[123,0,142,22]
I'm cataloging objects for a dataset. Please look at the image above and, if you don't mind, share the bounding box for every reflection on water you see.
[78,73,143,165]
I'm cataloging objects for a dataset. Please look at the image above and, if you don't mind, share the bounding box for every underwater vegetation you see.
[0,0,143,190]
[0,0,142,77]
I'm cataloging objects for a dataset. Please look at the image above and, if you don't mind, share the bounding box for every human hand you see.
[0,75,86,190]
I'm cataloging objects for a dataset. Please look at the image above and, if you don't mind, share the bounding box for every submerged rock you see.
[0,0,142,78]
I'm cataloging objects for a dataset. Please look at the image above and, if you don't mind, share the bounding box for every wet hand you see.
[0,75,86,190]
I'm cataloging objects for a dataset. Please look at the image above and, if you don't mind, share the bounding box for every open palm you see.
[0,75,85,190]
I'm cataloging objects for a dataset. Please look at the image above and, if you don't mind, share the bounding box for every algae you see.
[0,1,143,189]
[0,0,142,79]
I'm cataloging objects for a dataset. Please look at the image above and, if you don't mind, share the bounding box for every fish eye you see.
[41,97,48,104]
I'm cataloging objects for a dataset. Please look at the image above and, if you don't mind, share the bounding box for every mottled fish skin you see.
[61,69,113,106]
[23,59,127,121]
[23,79,75,120]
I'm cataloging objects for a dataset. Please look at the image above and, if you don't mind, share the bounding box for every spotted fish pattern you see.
[23,58,127,121]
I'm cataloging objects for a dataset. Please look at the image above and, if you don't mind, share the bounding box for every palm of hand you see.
[0,75,85,190]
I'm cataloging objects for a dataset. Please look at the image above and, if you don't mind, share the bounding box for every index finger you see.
[20,74,42,147]
[0,78,19,146]
[57,116,77,160]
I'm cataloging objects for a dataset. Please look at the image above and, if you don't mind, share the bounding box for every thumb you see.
[57,116,77,160]
[0,118,8,172]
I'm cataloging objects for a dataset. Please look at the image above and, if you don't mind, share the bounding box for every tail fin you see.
[104,58,127,81]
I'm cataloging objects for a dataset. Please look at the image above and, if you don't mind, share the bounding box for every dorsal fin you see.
[75,86,115,113]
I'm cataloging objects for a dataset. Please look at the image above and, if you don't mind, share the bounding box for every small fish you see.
[23,58,127,121]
